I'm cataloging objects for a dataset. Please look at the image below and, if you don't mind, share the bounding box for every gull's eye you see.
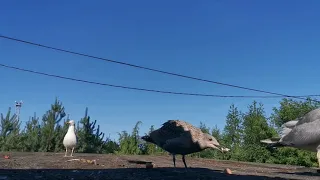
[209,138,212,141]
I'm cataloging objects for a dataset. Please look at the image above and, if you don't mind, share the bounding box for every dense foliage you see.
[0,97,319,167]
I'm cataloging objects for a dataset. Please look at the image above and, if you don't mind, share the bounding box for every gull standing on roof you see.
[260,108,320,169]
[63,120,77,157]
[141,120,229,169]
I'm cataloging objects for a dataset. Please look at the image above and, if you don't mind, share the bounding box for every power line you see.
[0,35,311,101]
[1,63,318,99]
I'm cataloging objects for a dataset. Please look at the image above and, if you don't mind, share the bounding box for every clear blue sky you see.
[1,0,320,141]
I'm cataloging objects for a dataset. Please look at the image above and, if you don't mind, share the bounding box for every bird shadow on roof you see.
[0,168,304,180]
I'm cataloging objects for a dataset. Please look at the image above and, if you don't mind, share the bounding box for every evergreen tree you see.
[39,98,66,152]
[77,107,106,153]
[0,107,19,137]
[102,137,120,154]
[211,125,221,142]
[117,121,142,155]
[270,98,320,130]
[241,101,275,162]
[0,107,22,151]
[199,121,210,134]
[242,101,274,145]
[53,116,69,152]
[223,104,242,148]
[22,112,41,152]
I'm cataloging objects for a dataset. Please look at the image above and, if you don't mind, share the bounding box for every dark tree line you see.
[0,98,119,154]
[0,97,319,167]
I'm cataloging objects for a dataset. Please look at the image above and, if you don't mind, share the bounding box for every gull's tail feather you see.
[260,120,298,149]
[260,137,281,144]
[260,137,284,150]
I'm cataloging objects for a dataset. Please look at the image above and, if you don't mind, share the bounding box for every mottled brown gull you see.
[260,108,320,168]
[63,120,77,157]
[141,120,229,169]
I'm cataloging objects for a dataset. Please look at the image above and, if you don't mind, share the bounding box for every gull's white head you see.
[66,120,75,126]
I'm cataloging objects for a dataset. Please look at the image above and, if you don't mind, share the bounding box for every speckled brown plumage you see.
[141,120,224,169]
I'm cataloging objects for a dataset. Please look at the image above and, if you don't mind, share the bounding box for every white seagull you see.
[260,108,320,168]
[63,120,77,157]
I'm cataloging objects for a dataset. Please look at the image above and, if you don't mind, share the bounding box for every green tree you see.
[102,138,120,154]
[39,98,66,152]
[0,107,20,137]
[242,101,274,145]
[222,104,243,160]
[211,125,221,142]
[209,124,224,159]
[77,107,106,153]
[241,101,275,162]
[0,107,22,151]
[271,98,320,130]
[117,121,143,155]
[199,121,210,134]
[223,104,242,148]
[53,117,69,152]
[21,113,41,152]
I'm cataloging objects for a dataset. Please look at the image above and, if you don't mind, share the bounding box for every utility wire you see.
[0,35,312,101]
[1,63,318,99]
